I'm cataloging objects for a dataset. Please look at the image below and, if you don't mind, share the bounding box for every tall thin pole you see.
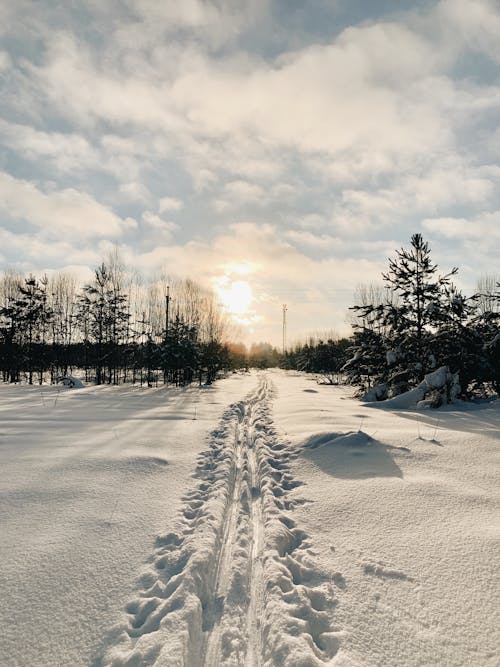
[165,286,170,342]
[282,304,287,354]
[164,286,171,385]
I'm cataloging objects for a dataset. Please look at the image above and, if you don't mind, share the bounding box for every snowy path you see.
[102,373,339,666]
[3,371,499,666]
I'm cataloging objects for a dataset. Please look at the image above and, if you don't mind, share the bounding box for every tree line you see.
[273,234,499,402]
[0,254,239,386]
[2,235,498,399]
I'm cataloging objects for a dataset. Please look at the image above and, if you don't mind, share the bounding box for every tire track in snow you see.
[99,373,340,667]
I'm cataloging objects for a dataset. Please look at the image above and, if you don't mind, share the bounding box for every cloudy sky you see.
[1,0,499,345]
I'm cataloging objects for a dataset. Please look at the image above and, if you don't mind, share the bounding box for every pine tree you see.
[381,233,457,379]
[346,234,459,397]
[77,263,130,384]
[470,280,500,394]
[16,275,52,384]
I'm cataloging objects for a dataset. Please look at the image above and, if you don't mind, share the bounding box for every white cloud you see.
[0,172,136,240]
[422,213,500,240]
[141,211,179,236]
[123,222,384,341]
[3,0,500,343]
[213,180,266,211]
[0,119,98,172]
[0,50,11,71]
[23,10,458,178]
[159,196,184,213]
[436,0,500,64]
[120,182,151,203]
[0,227,102,270]
[285,230,343,251]
[224,180,265,201]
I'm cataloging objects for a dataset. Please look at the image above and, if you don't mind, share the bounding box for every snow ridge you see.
[99,374,338,666]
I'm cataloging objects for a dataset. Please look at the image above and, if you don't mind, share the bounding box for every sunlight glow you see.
[215,277,253,315]
[221,262,259,277]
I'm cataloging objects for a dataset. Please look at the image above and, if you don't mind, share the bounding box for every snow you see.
[1,371,499,666]
[272,372,500,666]
[362,383,387,402]
[369,383,427,409]
[58,375,85,388]
[365,366,462,409]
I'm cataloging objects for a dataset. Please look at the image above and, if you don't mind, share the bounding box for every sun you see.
[215,277,253,315]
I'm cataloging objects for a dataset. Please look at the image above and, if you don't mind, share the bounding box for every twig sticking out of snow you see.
[431,415,441,442]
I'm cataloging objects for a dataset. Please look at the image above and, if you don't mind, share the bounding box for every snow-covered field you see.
[0,371,498,666]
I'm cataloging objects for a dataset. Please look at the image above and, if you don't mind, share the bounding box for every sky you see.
[1,0,500,347]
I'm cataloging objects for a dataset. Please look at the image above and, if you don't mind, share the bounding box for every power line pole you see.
[164,286,171,386]
[165,285,170,342]
[282,303,287,354]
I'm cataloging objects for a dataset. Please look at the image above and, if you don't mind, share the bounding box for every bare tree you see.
[475,274,500,315]
[349,282,396,334]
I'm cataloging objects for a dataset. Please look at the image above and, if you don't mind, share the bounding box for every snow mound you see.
[374,385,426,409]
[58,375,85,388]
[362,383,388,402]
[367,366,461,409]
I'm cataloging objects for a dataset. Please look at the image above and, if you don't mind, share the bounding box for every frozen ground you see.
[0,371,498,666]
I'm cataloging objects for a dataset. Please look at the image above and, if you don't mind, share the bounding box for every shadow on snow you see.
[300,431,403,480]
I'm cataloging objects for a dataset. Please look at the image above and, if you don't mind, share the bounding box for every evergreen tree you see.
[77,263,130,384]
[346,234,460,396]
[16,275,52,384]
[381,233,457,378]
[470,280,500,394]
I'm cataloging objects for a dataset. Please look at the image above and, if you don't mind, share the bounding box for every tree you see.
[346,234,459,396]
[381,233,457,372]
[77,263,130,384]
[475,274,500,316]
[47,272,78,380]
[470,277,500,394]
[16,275,52,384]
[0,271,24,382]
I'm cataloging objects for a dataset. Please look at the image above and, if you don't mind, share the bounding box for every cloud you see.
[285,230,343,251]
[168,33,449,162]
[121,222,385,340]
[10,0,497,215]
[159,196,184,212]
[21,10,451,172]
[332,162,496,231]
[0,172,136,240]
[119,182,151,203]
[2,0,500,343]
[0,51,11,71]
[436,0,500,64]
[0,119,99,172]
[213,180,266,211]
[422,213,500,240]
[0,227,103,271]
[141,211,179,237]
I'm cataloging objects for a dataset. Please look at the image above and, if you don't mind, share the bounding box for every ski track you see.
[99,373,340,667]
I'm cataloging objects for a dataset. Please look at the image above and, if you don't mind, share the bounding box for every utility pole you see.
[165,286,170,342]
[164,286,171,385]
[282,304,287,355]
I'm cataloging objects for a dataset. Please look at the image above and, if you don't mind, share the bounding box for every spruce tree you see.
[381,233,457,377]
[346,234,459,397]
